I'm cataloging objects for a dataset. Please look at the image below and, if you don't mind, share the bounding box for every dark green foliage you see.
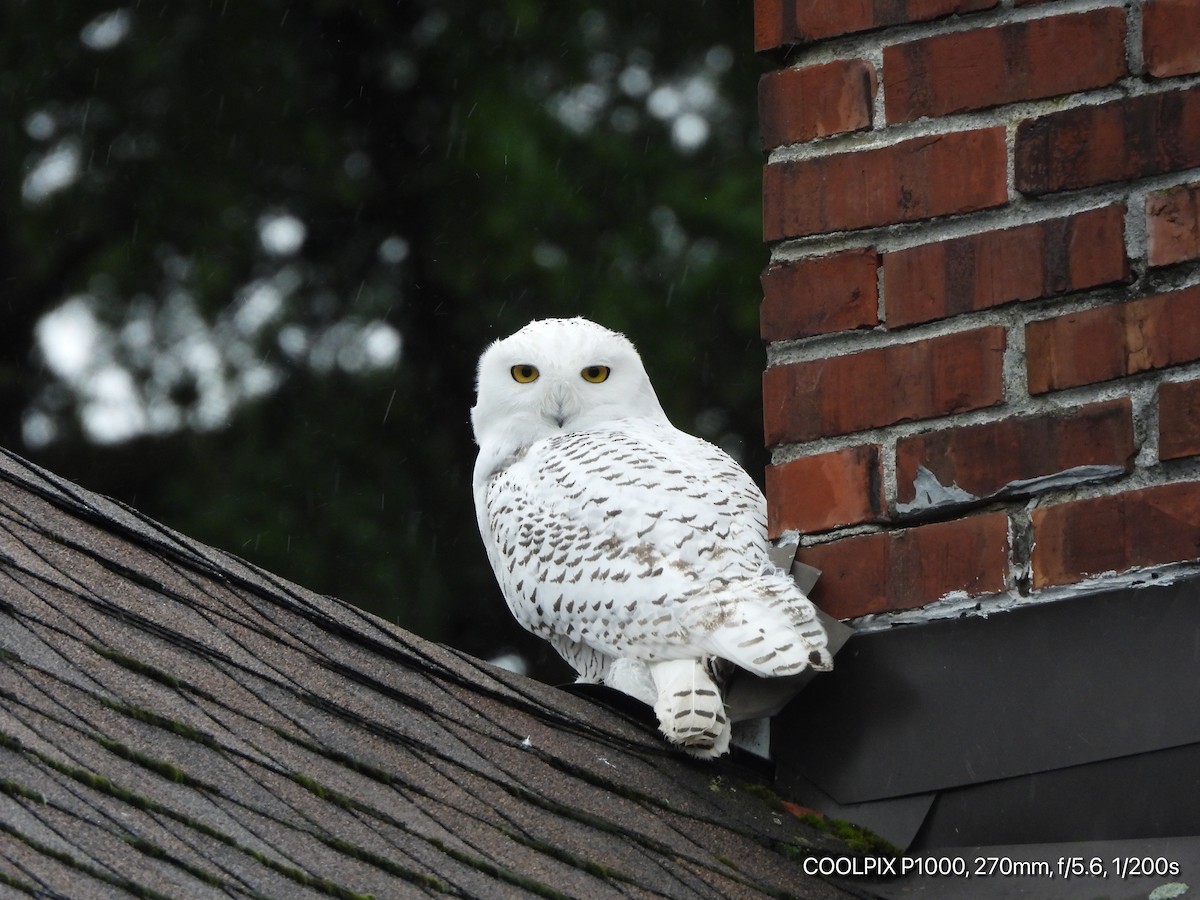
[1,1,765,677]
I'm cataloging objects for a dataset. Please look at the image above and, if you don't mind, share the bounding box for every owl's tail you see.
[701,605,833,678]
[648,659,731,759]
[691,575,834,679]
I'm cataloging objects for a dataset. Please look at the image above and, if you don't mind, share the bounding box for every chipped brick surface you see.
[883,206,1129,327]
[1147,181,1200,267]
[798,513,1010,618]
[1159,378,1200,461]
[895,399,1135,507]
[754,0,998,51]
[759,59,876,148]
[763,128,1008,240]
[1026,285,1200,393]
[761,248,880,341]
[764,326,1006,444]
[1015,86,1200,196]
[884,10,1126,123]
[1031,481,1200,588]
[766,445,883,536]
[1143,0,1200,78]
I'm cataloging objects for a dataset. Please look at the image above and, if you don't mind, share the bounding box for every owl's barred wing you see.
[479,421,828,673]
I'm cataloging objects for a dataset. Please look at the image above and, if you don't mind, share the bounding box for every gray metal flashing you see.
[773,576,1200,851]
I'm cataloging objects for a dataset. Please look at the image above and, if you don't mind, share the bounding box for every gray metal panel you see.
[773,578,1200,805]
[916,741,1200,849]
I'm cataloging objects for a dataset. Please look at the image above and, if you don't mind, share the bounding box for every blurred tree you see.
[1,0,766,680]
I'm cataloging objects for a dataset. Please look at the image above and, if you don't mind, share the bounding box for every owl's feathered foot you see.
[648,658,731,759]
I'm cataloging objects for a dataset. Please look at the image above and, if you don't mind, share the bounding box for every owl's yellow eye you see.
[581,365,610,383]
[510,364,540,383]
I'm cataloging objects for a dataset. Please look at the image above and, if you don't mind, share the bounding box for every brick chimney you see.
[756,0,1200,623]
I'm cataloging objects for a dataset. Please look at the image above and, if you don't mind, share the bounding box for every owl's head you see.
[471,318,668,452]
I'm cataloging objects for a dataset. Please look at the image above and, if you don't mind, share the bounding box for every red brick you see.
[1144,0,1200,78]
[1015,86,1200,196]
[798,513,1010,618]
[764,128,1008,241]
[754,0,998,51]
[895,398,1134,508]
[761,249,879,342]
[1147,182,1200,267]
[759,60,876,149]
[1031,481,1200,588]
[763,326,1006,445]
[1026,285,1200,393]
[884,10,1126,123]
[766,446,883,537]
[883,206,1129,327]
[1159,379,1200,461]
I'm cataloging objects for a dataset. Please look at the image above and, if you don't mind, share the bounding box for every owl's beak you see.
[543,381,578,430]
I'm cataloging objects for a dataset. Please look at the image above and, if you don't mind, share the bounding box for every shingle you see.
[0,448,867,899]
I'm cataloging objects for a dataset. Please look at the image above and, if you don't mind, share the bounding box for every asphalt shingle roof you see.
[0,448,864,899]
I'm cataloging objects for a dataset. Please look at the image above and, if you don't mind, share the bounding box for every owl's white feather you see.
[471,318,830,758]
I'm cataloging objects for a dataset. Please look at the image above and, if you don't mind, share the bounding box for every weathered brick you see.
[884,10,1126,123]
[1159,379,1200,461]
[766,446,883,537]
[764,128,1008,241]
[1144,0,1200,78]
[759,60,875,149]
[754,0,998,51]
[1031,481,1200,588]
[763,326,1006,445]
[798,513,1010,618]
[1147,182,1200,268]
[761,249,879,342]
[895,398,1134,510]
[883,205,1129,328]
[1015,86,1200,196]
[1026,285,1200,394]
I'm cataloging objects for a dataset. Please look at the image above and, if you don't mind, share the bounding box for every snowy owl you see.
[471,318,831,758]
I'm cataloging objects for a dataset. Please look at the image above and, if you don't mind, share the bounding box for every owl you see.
[471,318,831,758]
